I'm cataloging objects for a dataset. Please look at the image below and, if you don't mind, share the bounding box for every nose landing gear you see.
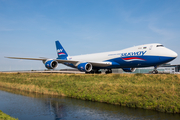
[152,66,158,74]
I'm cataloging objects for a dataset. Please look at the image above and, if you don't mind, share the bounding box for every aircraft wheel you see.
[105,69,112,74]
[90,70,95,74]
[86,70,95,74]
[94,69,101,74]
[152,70,158,74]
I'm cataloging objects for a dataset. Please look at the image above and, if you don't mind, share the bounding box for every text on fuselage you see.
[121,51,147,57]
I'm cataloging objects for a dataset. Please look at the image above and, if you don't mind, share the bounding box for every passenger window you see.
[156,45,164,47]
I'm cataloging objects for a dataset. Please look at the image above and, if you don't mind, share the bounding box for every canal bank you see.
[0,73,180,113]
[0,110,18,120]
[1,87,180,120]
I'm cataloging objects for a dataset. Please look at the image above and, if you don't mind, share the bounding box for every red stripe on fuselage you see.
[122,57,145,60]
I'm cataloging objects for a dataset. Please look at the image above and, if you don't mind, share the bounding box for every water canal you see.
[0,87,180,120]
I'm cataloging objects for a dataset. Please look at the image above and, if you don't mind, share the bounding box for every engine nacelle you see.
[122,68,136,72]
[77,62,92,72]
[44,59,58,69]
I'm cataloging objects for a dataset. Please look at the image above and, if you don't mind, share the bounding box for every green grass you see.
[0,72,180,113]
[0,110,18,120]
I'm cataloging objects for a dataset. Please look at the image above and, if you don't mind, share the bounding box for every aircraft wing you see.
[88,61,112,67]
[6,57,112,67]
[5,57,47,60]
[56,59,112,67]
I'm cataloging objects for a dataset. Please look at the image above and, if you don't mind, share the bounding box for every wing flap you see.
[56,59,79,64]
[90,61,112,67]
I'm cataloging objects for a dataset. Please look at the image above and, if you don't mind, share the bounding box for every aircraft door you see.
[148,45,153,54]
[149,45,153,50]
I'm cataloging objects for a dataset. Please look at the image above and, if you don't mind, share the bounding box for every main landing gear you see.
[94,69,102,74]
[85,69,113,74]
[105,69,112,74]
[85,69,102,74]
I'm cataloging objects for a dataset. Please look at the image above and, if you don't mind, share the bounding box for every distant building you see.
[160,64,180,73]
[132,67,175,74]
[60,64,180,74]
[102,66,177,74]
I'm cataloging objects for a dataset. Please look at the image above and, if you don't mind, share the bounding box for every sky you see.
[0,0,180,71]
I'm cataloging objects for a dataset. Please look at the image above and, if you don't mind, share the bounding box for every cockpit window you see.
[156,45,164,47]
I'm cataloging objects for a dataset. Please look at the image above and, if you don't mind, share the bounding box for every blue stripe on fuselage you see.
[96,56,176,69]
[62,56,176,70]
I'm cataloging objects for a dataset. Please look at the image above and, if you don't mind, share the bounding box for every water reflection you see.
[48,99,66,120]
[0,87,180,120]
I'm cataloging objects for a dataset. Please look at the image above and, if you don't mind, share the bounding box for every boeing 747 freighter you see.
[6,41,178,74]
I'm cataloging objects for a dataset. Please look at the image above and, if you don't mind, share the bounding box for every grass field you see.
[0,72,180,113]
[0,110,18,120]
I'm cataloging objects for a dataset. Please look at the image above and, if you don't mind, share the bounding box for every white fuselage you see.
[68,43,177,62]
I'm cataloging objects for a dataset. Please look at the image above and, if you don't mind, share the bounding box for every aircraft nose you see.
[171,51,178,58]
[164,48,178,58]
[169,50,178,58]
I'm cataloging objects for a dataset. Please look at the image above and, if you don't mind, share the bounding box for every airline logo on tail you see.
[57,49,66,55]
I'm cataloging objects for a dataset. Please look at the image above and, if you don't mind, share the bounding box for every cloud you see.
[148,24,176,40]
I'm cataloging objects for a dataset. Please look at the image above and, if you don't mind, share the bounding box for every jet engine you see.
[122,68,136,72]
[77,62,92,72]
[43,59,58,69]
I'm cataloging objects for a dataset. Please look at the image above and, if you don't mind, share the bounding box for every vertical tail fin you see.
[55,41,68,59]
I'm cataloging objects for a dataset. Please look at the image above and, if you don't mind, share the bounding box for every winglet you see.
[55,41,68,59]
